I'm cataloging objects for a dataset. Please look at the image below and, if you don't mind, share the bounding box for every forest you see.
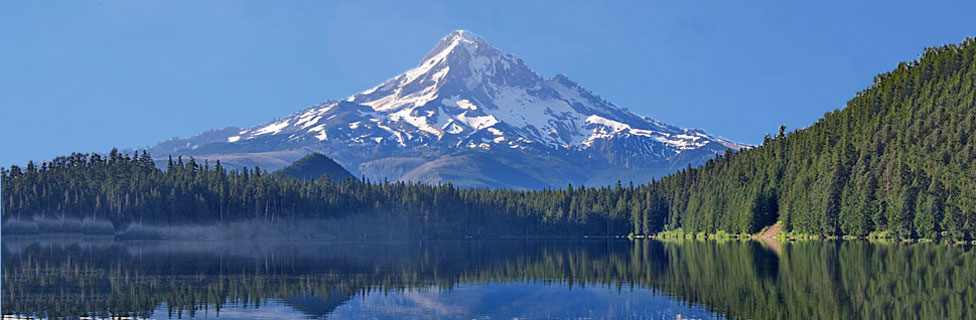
[644,37,976,239]
[0,150,645,238]
[2,37,975,240]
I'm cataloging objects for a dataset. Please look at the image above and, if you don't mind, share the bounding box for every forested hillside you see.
[640,37,976,239]
[275,152,355,181]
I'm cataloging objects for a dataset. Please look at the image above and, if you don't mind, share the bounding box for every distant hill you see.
[276,153,355,181]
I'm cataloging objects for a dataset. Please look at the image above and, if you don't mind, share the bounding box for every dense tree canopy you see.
[0,150,646,238]
[642,37,976,240]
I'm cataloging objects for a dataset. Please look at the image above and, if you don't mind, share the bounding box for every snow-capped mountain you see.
[147,30,745,189]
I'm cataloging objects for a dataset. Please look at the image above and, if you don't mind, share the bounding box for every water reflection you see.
[2,238,974,319]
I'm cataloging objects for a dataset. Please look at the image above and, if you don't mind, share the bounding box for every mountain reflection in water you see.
[2,238,974,319]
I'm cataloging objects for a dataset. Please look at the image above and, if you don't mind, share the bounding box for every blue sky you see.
[2,0,975,167]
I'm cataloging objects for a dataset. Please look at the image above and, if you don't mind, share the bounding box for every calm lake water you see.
[2,238,974,319]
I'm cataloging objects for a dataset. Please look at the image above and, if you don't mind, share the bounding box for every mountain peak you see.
[154,30,745,189]
[340,30,742,150]
[447,29,484,43]
[352,29,522,112]
[420,29,493,64]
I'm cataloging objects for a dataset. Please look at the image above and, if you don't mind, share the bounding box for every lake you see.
[2,238,974,319]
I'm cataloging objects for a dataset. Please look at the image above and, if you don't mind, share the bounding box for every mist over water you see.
[2,237,975,319]
[1,212,420,240]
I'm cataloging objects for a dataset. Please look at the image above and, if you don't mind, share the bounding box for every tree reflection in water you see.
[2,238,974,319]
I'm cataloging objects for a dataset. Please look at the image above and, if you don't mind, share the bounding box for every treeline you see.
[641,37,976,239]
[0,150,654,237]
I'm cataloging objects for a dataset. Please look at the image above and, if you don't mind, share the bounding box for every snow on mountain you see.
[147,30,745,188]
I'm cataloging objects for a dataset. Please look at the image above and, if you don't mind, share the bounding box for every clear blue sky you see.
[2,1,975,167]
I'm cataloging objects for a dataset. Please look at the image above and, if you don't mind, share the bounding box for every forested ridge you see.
[639,37,976,239]
[276,152,354,181]
[2,37,975,239]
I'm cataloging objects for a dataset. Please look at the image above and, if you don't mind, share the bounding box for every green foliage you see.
[651,37,976,240]
[0,151,644,238]
[656,228,689,239]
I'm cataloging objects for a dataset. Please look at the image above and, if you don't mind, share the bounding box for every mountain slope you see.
[146,30,744,189]
[276,152,355,181]
[637,37,976,239]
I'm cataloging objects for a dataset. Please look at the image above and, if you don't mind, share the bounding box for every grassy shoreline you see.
[639,225,976,244]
